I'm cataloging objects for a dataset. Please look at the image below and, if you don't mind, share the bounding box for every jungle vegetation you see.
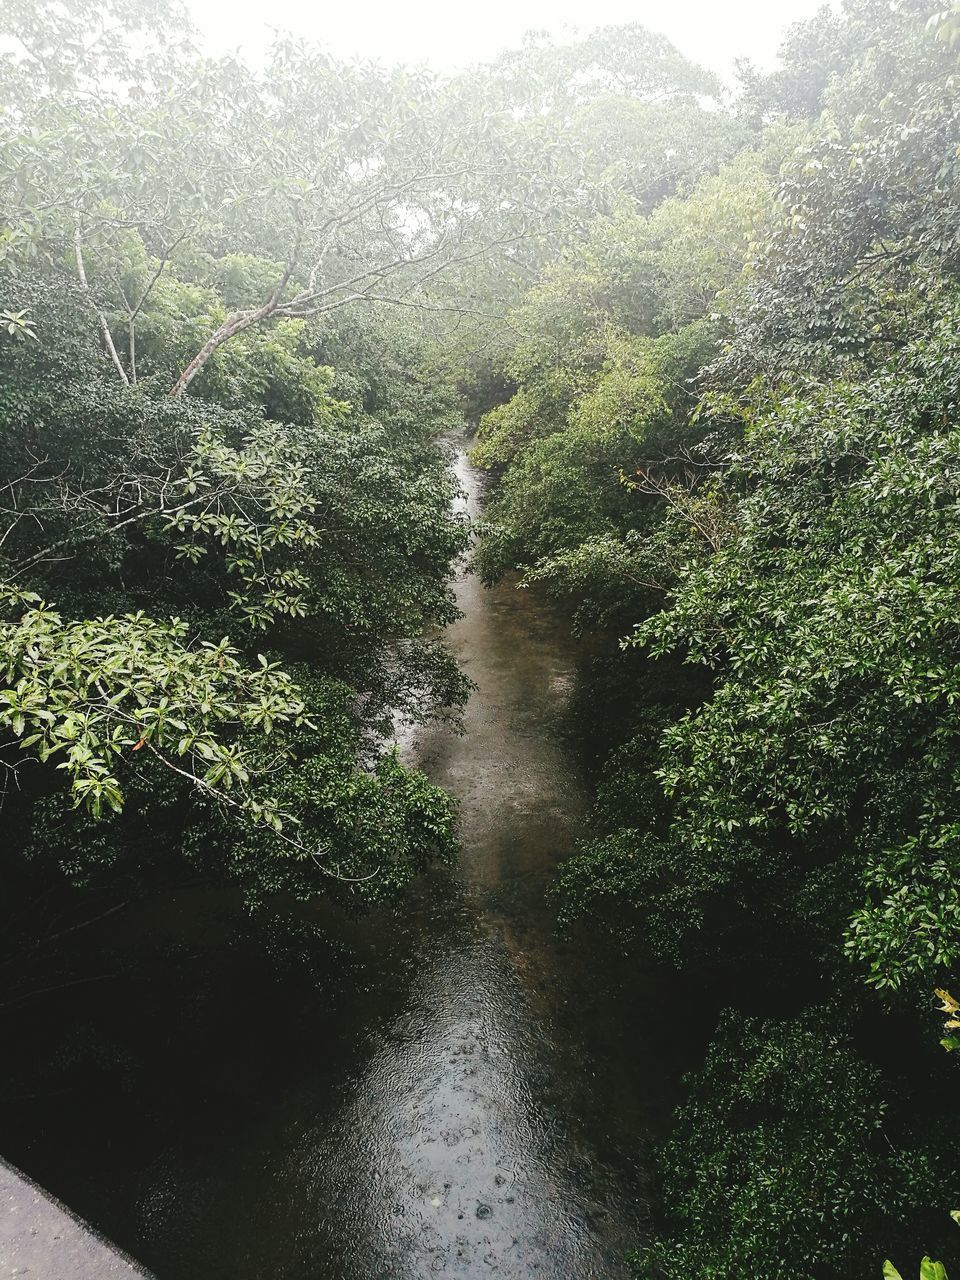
[2,0,960,1274]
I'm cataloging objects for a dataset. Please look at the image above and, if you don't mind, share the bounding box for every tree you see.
[0,144,468,903]
[1,0,557,399]
[632,1010,939,1280]
[469,150,769,621]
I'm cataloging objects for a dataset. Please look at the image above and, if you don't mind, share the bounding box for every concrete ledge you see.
[0,1158,154,1278]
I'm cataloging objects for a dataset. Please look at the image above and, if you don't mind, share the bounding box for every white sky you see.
[188,0,833,83]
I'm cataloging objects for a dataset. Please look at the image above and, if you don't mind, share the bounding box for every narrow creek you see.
[2,441,694,1278]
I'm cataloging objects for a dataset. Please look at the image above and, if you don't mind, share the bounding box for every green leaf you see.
[920,1259,947,1280]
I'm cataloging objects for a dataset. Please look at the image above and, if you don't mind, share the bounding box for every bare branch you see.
[73,217,129,386]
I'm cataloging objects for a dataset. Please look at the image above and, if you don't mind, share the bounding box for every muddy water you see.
[3,443,691,1278]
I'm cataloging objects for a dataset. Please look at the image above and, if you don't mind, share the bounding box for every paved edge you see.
[0,1156,155,1278]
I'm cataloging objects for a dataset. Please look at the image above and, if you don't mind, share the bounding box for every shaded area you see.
[0,445,695,1279]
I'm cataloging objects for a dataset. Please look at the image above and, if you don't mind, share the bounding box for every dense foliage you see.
[0,0,491,1012]
[461,0,960,1272]
[5,0,960,1273]
[632,1011,938,1279]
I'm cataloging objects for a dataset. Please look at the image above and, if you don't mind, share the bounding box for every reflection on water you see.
[297,445,644,1277]
[2,440,694,1279]
[303,931,629,1278]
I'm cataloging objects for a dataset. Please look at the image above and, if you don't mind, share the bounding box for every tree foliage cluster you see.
[461,0,960,1271]
[0,0,519,1000]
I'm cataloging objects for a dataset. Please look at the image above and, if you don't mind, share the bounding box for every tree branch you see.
[74,218,129,386]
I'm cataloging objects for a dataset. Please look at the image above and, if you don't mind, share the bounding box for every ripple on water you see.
[295,925,642,1278]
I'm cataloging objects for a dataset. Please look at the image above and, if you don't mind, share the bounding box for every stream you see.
[2,441,693,1278]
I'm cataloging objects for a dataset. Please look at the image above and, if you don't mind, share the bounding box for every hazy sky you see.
[189,0,834,83]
